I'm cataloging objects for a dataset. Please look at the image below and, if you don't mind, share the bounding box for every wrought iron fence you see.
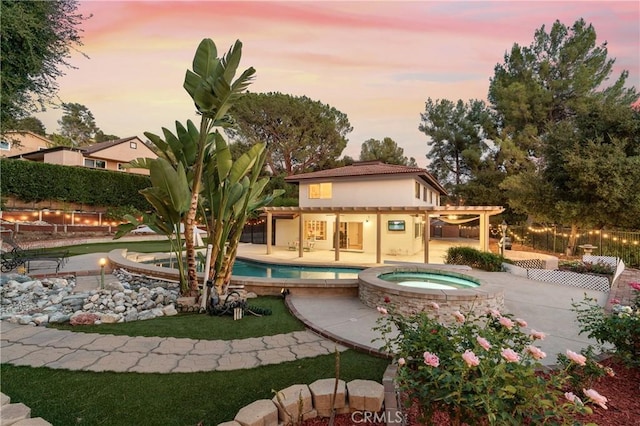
[504,225,640,267]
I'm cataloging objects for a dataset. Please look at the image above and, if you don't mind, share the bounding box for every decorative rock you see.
[234,399,278,426]
[217,422,242,426]
[1,392,10,406]
[162,304,178,316]
[48,312,71,324]
[309,378,346,417]
[13,417,53,425]
[100,313,120,324]
[272,384,313,424]
[137,310,156,321]
[346,380,385,412]
[33,315,49,326]
[105,282,125,292]
[69,312,100,326]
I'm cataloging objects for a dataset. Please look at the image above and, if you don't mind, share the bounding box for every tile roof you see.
[284,161,448,195]
[82,136,140,154]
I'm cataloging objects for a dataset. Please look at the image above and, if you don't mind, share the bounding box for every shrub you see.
[559,260,614,275]
[445,246,506,271]
[374,303,594,425]
[572,283,640,367]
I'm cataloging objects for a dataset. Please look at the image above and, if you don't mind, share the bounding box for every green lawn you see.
[49,297,306,340]
[4,296,390,425]
[1,351,389,425]
[41,240,175,256]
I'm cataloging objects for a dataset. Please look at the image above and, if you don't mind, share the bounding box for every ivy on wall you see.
[1,159,150,210]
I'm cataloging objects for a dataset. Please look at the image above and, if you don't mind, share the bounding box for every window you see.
[423,187,427,201]
[84,159,106,169]
[415,182,420,198]
[429,191,433,204]
[117,163,127,171]
[0,140,10,150]
[130,141,138,149]
[304,220,327,240]
[308,183,332,199]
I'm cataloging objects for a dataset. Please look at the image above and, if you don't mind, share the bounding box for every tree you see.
[419,98,495,204]
[225,92,352,175]
[57,102,98,146]
[359,137,417,166]
[1,0,87,132]
[489,18,640,250]
[13,117,47,135]
[95,130,121,142]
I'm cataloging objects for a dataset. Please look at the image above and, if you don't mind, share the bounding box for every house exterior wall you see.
[298,176,440,208]
[45,150,84,166]
[1,132,52,157]
[87,138,153,175]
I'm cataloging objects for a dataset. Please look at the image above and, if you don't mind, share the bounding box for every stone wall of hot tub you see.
[358,266,504,320]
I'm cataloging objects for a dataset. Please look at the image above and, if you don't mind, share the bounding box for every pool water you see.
[379,272,479,290]
[149,257,361,279]
[232,259,361,279]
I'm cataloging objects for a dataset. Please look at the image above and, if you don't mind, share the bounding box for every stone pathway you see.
[0,322,346,373]
[608,267,640,308]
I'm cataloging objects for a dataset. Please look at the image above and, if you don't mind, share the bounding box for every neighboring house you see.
[1,131,53,157]
[262,161,504,263]
[7,136,156,175]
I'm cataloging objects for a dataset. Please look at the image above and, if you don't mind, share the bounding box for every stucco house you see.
[262,161,504,263]
[1,131,53,157]
[6,136,155,175]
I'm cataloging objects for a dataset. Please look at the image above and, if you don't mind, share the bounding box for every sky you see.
[35,0,640,168]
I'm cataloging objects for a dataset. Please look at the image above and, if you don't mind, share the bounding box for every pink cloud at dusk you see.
[35,1,639,166]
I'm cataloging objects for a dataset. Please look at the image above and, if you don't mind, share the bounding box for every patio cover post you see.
[376,212,382,263]
[266,211,272,254]
[334,213,341,261]
[423,213,430,263]
[479,213,489,252]
[298,212,304,258]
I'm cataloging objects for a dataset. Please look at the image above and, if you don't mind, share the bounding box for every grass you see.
[40,240,175,256]
[49,297,306,340]
[1,350,389,425]
[10,297,389,425]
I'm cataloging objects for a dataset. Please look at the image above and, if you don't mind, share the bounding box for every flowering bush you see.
[374,303,594,425]
[559,260,614,275]
[572,283,640,367]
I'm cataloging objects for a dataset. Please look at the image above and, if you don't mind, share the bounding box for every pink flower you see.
[604,367,615,377]
[476,336,492,351]
[384,296,391,303]
[462,350,480,367]
[423,351,440,367]
[452,311,465,323]
[499,316,514,329]
[526,345,546,360]
[488,308,501,318]
[530,329,546,340]
[566,350,587,366]
[398,357,406,367]
[629,282,640,291]
[583,388,608,410]
[610,298,620,304]
[564,392,583,406]
[377,306,388,315]
[515,318,528,327]
[501,348,520,363]
[429,301,440,310]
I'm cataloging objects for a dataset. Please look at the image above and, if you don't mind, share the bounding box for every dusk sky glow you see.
[35,1,640,167]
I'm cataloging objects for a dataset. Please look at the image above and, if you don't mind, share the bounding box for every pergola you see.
[262,205,505,263]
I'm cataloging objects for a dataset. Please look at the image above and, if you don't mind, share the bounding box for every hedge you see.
[444,246,507,272]
[1,159,150,210]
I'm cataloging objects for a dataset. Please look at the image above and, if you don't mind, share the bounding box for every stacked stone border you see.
[1,392,52,426]
[218,365,401,426]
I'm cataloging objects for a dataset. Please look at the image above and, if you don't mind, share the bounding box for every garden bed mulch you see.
[301,358,639,426]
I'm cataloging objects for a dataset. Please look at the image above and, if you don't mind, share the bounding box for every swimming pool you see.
[379,271,480,289]
[232,259,361,279]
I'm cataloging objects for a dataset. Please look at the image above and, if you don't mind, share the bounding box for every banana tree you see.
[115,158,191,292]
[201,134,283,298]
[182,38,256,296]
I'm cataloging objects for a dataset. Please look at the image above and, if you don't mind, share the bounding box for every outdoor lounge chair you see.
[0,230,69,273]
